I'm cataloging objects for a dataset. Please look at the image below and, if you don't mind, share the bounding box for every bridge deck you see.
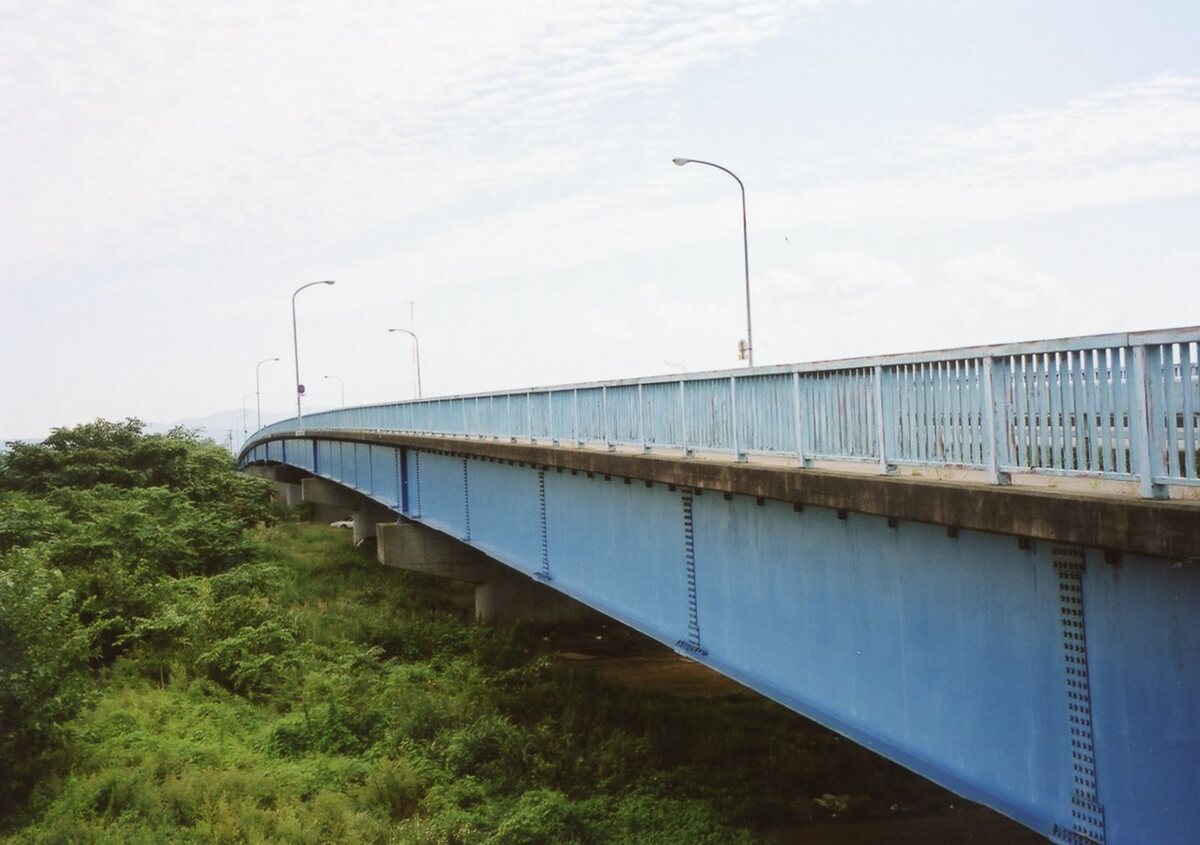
[255,428,1200,562]
[239,327,1200,845]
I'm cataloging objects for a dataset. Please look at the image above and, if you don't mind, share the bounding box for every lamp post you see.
[292,280,336,427]
[324,374,345,407]
[255,356,279,431]
[388,328,422,399]
[672,157,754,367]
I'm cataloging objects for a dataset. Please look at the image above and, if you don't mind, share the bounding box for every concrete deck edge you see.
[244,431,1200,561]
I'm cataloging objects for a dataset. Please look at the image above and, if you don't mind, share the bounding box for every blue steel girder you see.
[242,436,1200,845]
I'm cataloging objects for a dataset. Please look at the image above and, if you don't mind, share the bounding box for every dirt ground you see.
[553,635,1050,845]
[768,806,1049,844]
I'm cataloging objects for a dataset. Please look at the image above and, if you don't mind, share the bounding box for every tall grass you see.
[4,522,951,844]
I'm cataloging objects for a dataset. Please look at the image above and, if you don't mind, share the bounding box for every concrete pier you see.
[376,520,595,625]
[301,476,393,545]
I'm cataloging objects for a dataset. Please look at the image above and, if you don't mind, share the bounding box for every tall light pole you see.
[255,356,279,431]
[292,280,336,427]
[324,374,345,407]
[388,328,422,399]
[672,157,754,368]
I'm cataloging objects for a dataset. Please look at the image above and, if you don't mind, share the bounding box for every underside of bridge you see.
[243,431,1200,845]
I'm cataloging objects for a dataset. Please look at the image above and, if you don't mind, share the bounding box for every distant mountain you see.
[157,408,315,454]
[3,408,332,455]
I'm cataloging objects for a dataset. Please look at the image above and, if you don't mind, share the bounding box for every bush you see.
[357,757,425,819]
[0,550,94,815]
[487,789,595,845]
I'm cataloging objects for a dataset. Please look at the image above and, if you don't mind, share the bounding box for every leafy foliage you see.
[0,492,68,554]
[0,419,953,841]
[0,419,274,821]
[0,418,273,526]
[0,550,94,809]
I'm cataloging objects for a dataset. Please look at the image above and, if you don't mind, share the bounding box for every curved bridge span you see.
[240,327,1200,845]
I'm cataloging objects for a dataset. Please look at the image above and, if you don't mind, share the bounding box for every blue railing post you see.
[526,390,534,443]
[874,365,895,474]
[983,356,1011,485]
[573,388,582,447]
[638,384,650,454]
[731,375,746,462]
[791,371,810,467]
[680,380,692,458]
[1132,345,1168,498]
[602,386,613,451]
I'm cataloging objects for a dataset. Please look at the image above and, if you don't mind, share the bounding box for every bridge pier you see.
[473,570,596,625]
[279,481,304,508]
[376,520,595,625]
[301,477,393,545]
[246,464,312,508]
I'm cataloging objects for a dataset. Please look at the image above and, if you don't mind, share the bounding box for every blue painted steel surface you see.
[244,432,1199,844]
[239,326,1200,842]
[246,327,1200,497]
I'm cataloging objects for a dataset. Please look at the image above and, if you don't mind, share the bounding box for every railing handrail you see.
[243,325,1200,498]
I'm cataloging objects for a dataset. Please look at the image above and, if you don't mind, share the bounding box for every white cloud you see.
[764,253,914,306]
[762,74,1200,226]
[908,74,1200,177]
[0,1,820,270]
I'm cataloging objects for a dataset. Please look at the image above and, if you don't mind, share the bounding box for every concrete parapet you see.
[377,520,597,625]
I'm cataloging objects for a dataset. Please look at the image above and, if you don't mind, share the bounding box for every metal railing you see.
[244,327,1200,498]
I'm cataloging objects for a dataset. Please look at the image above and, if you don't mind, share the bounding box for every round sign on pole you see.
[298,384,306,395]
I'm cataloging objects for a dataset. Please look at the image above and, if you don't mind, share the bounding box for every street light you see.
[323,374,345,407]
[255,356,279,431]
[292,280,336,426]
[388,328,422,399]
[672,157,754,367]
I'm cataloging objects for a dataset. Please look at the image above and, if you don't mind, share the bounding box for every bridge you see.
[239,326,1200,845]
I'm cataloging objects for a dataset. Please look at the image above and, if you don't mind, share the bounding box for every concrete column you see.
[377,520,597,625]
[277,481,304,507]
[377,521,497,581]
[301,477,393,544]
[352,508,389,546]
[474,570,596,625]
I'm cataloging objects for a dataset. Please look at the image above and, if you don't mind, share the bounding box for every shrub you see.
[0,550,95,816]
[358,756,425,819]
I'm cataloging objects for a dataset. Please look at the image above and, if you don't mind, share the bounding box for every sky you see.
[1,0,1198,441]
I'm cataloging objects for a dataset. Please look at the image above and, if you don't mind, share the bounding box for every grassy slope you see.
[4,523,950,845]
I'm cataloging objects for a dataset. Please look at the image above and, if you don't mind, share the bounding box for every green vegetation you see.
[1,419,949,843]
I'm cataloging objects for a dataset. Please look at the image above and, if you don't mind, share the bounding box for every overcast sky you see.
[2,0,1198,440]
